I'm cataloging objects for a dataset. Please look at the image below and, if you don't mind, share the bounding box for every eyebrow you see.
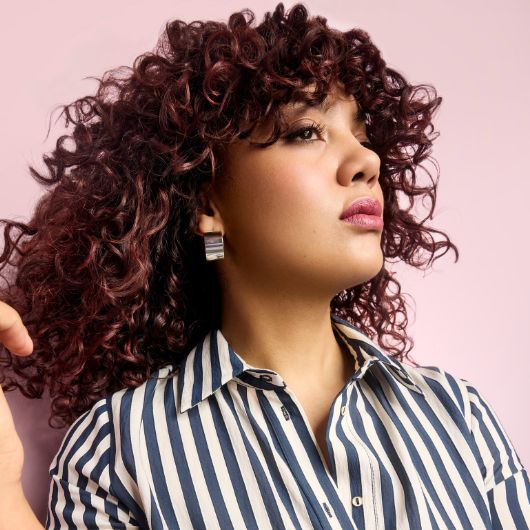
[285,98,365,124]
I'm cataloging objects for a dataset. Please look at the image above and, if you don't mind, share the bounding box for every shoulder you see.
[106,363,179,421]
[49,364,180,481]
[47,394,115,505]
[404,364,527,489]
[103,363,180,444]
[397,362,481,430]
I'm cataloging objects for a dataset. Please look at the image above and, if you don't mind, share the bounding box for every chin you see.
[339,253,384,287]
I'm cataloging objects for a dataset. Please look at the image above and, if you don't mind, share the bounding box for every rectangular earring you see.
[203,231,224,261]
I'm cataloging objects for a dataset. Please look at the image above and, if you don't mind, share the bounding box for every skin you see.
[196,81,383,398]
[0,301,42,529]
[0,80,383,524]
[0,301,33,486]
[196,81,384,471]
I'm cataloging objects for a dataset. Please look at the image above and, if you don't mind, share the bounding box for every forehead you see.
[227,82,365,151]
[281,82,359,116]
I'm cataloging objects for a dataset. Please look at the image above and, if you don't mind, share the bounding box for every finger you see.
[0,301,33,356]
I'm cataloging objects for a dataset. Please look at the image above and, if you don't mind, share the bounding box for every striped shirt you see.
[45,313,530,529]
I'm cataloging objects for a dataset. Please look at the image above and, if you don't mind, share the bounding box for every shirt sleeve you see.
[464,380,530,529]
[45,398,141,529]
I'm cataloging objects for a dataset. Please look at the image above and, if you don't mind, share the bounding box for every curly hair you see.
[0,2,458,428]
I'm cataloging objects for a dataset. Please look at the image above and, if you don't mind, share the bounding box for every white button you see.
[340,405,347,416]
[352,496,363,506]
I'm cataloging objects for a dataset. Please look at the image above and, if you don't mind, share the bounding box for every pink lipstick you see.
[340,197,384,230]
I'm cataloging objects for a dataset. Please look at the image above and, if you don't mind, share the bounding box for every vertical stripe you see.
[45,315,530,529]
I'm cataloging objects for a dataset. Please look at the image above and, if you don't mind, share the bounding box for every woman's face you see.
[199,82,384,299]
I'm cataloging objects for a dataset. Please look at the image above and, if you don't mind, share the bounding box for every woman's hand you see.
[0,300,43,530]
[0,300,33,487]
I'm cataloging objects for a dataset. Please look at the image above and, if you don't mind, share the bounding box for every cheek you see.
[217,151,385,289]
[220,157,329,257]
[228,155,323,224]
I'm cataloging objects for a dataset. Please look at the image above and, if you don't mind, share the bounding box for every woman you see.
[0,3,529,529]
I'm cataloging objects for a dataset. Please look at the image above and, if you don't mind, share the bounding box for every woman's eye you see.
[282,124,375,150]
[283,123,325,144]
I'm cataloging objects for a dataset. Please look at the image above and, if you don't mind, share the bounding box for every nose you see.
[336,138,380,189]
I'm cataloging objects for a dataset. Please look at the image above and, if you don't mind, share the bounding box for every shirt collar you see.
[176,313,423,413]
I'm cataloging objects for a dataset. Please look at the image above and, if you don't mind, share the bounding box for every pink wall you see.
[1,0,528,523]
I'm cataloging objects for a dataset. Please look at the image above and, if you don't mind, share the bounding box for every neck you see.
[218,289,355,391]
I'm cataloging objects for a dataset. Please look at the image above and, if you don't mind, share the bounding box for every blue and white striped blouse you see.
[45,313,530,529]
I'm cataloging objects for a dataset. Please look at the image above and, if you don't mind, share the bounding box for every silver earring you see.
[203,231,224,261]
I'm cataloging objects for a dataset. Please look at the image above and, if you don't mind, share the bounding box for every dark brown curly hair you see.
[0,2,458,428]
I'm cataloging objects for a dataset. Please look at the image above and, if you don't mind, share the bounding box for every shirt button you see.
[352,496,363,507]
[340,405,347,416]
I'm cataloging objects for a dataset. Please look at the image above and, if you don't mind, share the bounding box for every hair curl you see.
[0,2,458,428]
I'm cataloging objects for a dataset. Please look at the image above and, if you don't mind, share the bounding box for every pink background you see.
[1,0,528,523]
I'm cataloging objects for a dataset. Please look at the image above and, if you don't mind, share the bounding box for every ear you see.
[194,182,225,237]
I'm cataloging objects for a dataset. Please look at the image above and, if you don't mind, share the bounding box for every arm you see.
[465,380,530,528]
[0,300,144,529]
[0,482,44,530]
[0,386,140,530]
[0,301,44,529]
[45,398,143,529]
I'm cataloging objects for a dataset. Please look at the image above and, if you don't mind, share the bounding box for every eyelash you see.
[284,123,326,143]
[283,122,373,149]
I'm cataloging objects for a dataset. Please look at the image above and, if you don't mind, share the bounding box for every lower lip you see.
[341,214,384,230]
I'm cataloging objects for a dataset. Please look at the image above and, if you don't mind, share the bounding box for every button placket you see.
[271,387,358,529]
[342,388,382,530]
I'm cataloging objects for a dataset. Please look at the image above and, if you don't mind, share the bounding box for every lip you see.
[341,213,384,230]
[340,197,382,219]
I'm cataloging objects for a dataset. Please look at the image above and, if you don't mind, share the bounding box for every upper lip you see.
[340,197,382,219]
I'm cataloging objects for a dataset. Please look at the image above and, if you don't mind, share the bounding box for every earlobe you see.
[195,211,224,237]
[194,186,225,237]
